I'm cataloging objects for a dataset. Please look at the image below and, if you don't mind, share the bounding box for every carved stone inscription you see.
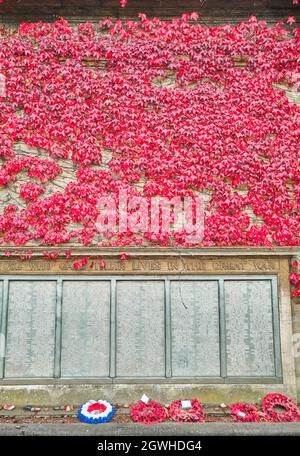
[0,256,281,275]
[171,281,220,376]
[225,280,275,377]
[116,281,165,377]
[5,281,56,378]
[61,281,111,377]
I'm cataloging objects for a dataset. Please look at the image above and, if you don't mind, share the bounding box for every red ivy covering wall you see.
[0,15,299,251]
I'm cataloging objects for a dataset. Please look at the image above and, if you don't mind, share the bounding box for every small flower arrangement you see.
[169,400,205,423]
[131,400,168,425]
[230,402,261,422]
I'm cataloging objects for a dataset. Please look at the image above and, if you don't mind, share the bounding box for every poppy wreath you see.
[169,400,205,423]
[131,400,168,425]
[230,403,260,422]
[78,400,115,424]
[262,393,299,422]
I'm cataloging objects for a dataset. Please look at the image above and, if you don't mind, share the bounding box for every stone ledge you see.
[0,383,297,406]
[0,247,298,257]
[0,422,299,436]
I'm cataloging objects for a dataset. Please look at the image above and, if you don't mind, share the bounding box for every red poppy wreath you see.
[262,393,299,422]
[230,402,260,422]
[131,400,168,425]
[169,400,205,423]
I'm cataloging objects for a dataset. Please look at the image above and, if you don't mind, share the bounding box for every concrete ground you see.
[0,422,299,436]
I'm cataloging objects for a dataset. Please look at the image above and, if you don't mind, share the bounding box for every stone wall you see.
[0,0,299,25]
[292,254,300,399]
[0,252,298,405]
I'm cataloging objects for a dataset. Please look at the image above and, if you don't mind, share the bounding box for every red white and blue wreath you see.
[78,400,115,424]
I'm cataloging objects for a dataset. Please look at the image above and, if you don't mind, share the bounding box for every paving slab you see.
[0,423,299,436]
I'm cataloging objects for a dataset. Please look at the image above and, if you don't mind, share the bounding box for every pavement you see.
[0,422,299,436]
